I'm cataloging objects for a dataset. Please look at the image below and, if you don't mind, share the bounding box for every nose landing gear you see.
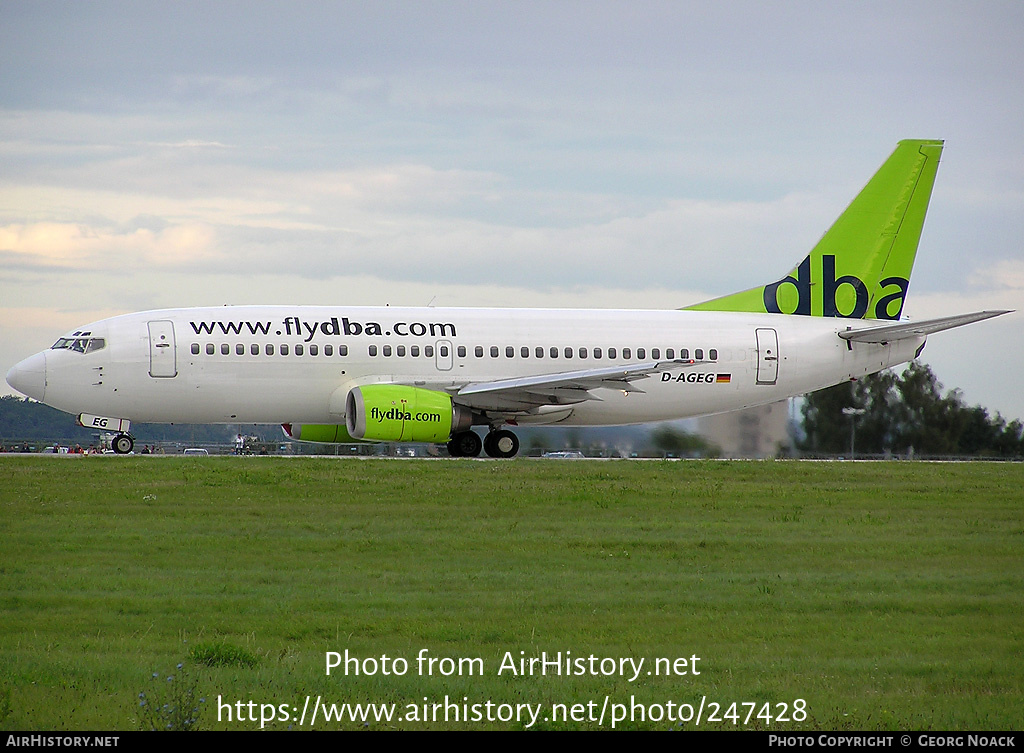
[111,433,135,454]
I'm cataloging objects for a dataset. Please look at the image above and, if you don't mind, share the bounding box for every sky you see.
[2,1,1023,420]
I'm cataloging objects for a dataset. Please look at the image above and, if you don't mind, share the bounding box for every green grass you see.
[1,457,1021,730]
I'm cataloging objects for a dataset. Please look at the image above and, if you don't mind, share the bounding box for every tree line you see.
[800,362,1023,458]
[0,395,261,449]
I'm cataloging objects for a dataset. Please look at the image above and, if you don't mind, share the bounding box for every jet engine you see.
[346,385,473,442]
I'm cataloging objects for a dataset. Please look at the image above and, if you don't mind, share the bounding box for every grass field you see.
[1,457,1021,730]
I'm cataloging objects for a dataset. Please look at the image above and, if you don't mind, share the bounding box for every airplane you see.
[5,139,1009,457]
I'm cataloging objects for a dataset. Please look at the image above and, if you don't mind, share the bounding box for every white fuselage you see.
[14,306,923,427]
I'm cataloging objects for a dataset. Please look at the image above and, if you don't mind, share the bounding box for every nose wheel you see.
[483,429,519,459]
[112,433,135,454]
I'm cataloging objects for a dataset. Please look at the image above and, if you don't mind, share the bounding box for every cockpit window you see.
[51,337,106,354]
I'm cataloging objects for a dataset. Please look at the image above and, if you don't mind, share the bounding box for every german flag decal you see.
[716,374,732,384]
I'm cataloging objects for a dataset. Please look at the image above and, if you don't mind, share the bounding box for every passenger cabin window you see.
[266,344,274,356]
[397,345,406,357]
[191,343,200,355]
[295,344,304,356]
[368,345,378,356]
[236,344,244,355]
[339,345,348,357]
[506,346,514,358]
[457,346,466,357]
[695,349,704,360]
[622,348,631,359]
[536,347,544,358]
[710,349,718,360]
[490,346,499,358]
[608,347,616,359]
[594,347,602,359]
[475,346,484,357]
[411,345,420,357]
[324,344,334,356]
[280,344,289,356]
[221,344,230,355]
[310,344,318,356]
[206,344,215,355]
[637,348,646,359]
[550,347,558,358]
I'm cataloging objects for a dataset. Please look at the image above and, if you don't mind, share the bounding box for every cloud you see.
[145,140,235,150]
[0,222,217,270]
[0,144,838,293]
[968,260,1024,292]
[168,75,277,100]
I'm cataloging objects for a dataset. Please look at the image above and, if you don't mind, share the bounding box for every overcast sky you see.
[2,1,1022,420]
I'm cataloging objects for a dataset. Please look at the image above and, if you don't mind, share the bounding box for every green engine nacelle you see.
[346,385,473,442]
[281,423,362,443]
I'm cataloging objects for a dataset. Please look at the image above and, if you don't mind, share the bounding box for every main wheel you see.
[447,431,482,458]
[484,429,519,459]
[112,434,134,454]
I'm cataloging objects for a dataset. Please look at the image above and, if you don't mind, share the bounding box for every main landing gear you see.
[447,430,481,458]
[447,429,520,459]
[483,429,519,459]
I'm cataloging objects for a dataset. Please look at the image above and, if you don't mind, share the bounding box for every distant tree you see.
[800,362,1023,458]
[801,380,857,453]
[526,431,550,452]
[959,406,1000,456]
[649,425,720,458]
[0,396,95,444]
[895,362,965,454]
[0,396,276,447]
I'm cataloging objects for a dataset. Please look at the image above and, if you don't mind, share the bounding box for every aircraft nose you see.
[6,351,47,401]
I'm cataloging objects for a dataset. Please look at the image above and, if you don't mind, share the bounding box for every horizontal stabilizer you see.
[838,310,1010,343]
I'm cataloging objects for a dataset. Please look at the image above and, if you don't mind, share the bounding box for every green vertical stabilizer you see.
[684,140,943,320]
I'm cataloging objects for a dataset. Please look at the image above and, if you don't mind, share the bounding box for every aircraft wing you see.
[838,310,1011,344]
[451,359,707,412]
